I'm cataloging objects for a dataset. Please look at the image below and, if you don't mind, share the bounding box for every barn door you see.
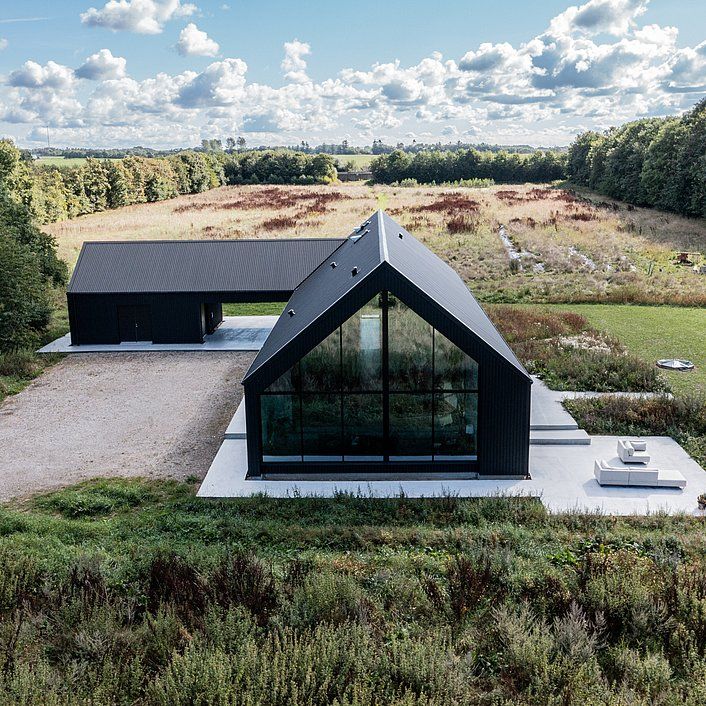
[117,305,152,342]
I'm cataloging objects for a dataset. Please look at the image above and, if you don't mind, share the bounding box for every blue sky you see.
[1,0,705,148]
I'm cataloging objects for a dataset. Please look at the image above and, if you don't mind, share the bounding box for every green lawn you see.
[545,304,706,397]
[222,301,285,316]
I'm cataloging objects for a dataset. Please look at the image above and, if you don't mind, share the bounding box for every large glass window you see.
[261,395,301,462]
[259,292,479,466]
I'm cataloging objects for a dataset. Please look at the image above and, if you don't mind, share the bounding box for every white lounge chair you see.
[617,439,650,464]
[594,459,686,489]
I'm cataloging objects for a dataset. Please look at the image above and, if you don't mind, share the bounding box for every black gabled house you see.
[242,211,532,479]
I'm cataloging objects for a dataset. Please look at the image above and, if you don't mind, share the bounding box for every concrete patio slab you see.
[38,316,279,354]
[198,435,706,515]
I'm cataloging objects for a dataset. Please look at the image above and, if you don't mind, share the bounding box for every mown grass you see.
[1,477,706,704]
[222,301,285,316]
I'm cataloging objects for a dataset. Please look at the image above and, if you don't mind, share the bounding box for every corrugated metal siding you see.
[68,239,344,294]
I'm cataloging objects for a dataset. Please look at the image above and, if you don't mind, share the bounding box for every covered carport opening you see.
[66,239,345,346]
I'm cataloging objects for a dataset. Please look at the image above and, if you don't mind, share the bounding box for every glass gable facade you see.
[259,292,479,465]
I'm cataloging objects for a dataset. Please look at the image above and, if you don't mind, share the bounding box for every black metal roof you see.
[244,210,530,381]
[67,238,345,295]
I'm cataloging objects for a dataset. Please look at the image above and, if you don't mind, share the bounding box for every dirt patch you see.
[0,352,254,501]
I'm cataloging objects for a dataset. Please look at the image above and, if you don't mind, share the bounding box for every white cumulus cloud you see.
[76,49,127,80]
[81,0,197,34]
[282,40,311,83]
[8,60,75,89]
[176,23,219,57]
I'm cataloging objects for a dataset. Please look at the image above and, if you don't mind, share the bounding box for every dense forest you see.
[566,99,706,218]
[370,149,566,184]
[27,149,337,224]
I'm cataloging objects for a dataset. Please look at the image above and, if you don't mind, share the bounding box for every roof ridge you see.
[377,209,389,263]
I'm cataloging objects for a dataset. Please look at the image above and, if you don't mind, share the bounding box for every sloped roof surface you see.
[68,239,344,294]
[245,210,529,380]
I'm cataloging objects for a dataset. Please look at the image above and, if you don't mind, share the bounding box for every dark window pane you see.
[343,394,384,460]
[265,362,300,392]
[302,394,342,461]
[260,395,301,462]
[434,392,478,459]
[388,393,433,460]
[387,297,433,390]
[300,329,341,391]
[341,296,383,391]
[434,330,478,390]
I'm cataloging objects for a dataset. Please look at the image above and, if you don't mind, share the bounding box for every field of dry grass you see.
[46,182,706,305]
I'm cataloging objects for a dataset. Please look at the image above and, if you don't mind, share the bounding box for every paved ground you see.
[39,316,279,354]
[0,351,254,501]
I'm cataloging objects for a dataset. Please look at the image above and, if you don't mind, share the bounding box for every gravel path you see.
[0,352,254,502]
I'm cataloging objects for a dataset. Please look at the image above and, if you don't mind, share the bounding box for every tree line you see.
[370,149,566,184]
[26,149,337,224]
[566,98,706,218]
[0,141,66,351]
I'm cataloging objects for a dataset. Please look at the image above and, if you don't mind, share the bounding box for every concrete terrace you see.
[199,382,706,515]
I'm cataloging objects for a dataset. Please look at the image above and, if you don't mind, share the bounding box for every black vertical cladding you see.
[242,211,532,479]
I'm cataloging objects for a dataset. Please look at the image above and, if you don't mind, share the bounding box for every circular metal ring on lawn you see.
[656,359,695,371]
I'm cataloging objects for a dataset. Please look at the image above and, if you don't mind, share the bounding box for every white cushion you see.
[594,460,629,485]
[656,470,686,489]
[631,441,647,452]
[628,469,660,486]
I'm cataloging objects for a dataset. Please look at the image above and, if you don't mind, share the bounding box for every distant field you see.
[333,154,375,169]
[35,156,122,168]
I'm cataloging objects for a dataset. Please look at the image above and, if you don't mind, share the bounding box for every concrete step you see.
[224,401,247,439]
[530,422,579,431]
[530,429,591,445]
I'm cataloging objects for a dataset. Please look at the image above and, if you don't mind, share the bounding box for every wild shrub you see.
[209,553,277,625]
[0,350,39,377]
[447,551,509,621]
[289,572,375,628]
[146,554,206,618]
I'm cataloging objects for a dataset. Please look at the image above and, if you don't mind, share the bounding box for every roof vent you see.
[351,266,359,276]
[288,309,296,317]
[330,261,337,268]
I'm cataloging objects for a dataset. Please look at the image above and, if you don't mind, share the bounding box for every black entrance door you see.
[117,305,152,342]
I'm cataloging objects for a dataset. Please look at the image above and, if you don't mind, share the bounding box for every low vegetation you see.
[566,395,706,470]
[0,478,705,704]
[489,306,668,392]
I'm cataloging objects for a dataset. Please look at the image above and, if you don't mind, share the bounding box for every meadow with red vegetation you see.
[47,182,706,306]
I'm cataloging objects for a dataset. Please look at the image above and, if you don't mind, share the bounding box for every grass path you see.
[546,304,706,397]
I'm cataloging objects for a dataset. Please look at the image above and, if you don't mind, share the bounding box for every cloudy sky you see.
[1,0,705,149]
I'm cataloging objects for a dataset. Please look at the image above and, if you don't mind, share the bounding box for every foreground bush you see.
[1,479,706,703]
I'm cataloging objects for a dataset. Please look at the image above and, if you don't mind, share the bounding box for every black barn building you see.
[67,239,343,345]
[242,211,532,479]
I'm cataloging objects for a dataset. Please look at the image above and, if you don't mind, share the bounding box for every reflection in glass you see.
[434,392,478,459]
[265,362,300,392]
[341,296,383,391]
[343,394,384,460]
[300,329,340,391]
[434,331,478,390]
[261,395,301,462]
[387,296,433,390]
[388,393,433,459]
[302,394,342,461]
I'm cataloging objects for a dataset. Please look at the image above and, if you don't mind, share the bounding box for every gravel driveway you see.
[0,352,254,501]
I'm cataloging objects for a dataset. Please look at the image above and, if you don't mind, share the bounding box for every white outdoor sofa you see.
[594,459,686,488]
[617,439,650,464]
